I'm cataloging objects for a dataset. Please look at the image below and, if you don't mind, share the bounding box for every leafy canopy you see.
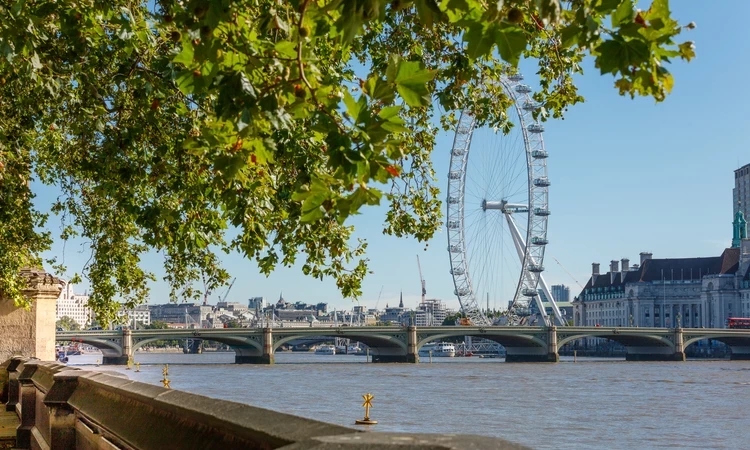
[0,0,693,324]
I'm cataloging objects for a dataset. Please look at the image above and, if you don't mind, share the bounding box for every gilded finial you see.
[161,364,171,389]
[355,393,377,425]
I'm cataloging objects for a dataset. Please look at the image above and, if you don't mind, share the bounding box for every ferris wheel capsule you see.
[508,73,524,82]
[527,124,544,133]
[515,84,532,94]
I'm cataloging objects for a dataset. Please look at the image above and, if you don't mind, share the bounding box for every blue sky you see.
[37,2,749,311]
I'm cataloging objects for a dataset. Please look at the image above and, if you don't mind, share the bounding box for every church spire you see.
[732,201,747,248]
[399,291,404,308]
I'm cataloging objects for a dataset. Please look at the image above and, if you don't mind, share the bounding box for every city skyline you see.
[34,2,749,312]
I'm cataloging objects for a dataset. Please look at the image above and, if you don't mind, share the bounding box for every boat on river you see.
[418,342,456,357]
[314,344,336,355]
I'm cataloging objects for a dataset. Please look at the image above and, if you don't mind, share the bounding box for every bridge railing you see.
[0,357,526,450]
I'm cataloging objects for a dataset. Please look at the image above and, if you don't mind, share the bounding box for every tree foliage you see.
[56,315,81,331]
[0,0,692,324]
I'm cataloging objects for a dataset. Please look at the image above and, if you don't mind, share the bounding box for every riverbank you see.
[62,352,750,450]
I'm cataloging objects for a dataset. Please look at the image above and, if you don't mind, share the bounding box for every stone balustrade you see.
[0,357,527,450]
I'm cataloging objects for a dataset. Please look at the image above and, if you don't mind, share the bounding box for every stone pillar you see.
[547,325,560,362]
[673,327,686,361]
[43,370,80,450]
[0,269,62,362]
[263,327,274,364]
[234,329,273,364]
[5,358,25,412]
[16,361,40,448]
[104,327,133,365]
[407,326,418,363]
[122,328,132,360]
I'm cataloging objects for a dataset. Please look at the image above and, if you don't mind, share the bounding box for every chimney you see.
[621,258,630,272]
[610,260,619,283]
[632,263,640,271]
[592,262,600,277]
[640,252,653,265]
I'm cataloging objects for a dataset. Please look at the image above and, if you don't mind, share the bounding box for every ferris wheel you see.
[446,73,565,327]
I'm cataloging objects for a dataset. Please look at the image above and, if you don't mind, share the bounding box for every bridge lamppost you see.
[676,313,681,329]
[629,314,633,327]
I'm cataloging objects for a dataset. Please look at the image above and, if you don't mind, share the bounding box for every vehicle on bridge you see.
[727,318,750,329]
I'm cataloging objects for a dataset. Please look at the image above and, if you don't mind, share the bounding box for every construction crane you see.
[416,255,426,305]
[374,285,384,310]
[219,277,237,303]
[551,257,584,290]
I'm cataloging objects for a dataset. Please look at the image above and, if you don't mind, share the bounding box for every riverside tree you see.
[0,0,693,325]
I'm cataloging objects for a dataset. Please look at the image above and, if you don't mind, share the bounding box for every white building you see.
[118,304,151,327]
[55,281,92,328]
[573,240,750,328]
[415,299,450,326]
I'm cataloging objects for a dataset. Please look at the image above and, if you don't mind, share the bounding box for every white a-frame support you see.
[504,213,566,326]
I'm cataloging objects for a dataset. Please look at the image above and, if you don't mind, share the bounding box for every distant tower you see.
[733,203,748,248]
[399,291,404,308]
[734,163,750,220]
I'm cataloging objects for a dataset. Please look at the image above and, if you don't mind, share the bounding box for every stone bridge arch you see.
[132,334,264,362]
[684,333,750,360]
[416,327,552,362]
[557,330,680,361]
[272,332,407,360]
[55,336,123,362]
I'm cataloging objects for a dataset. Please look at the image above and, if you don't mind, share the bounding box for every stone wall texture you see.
[0,270,61,362]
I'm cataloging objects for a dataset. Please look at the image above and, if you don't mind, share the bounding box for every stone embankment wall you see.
[0,269,62,363]
[1,357,528,450]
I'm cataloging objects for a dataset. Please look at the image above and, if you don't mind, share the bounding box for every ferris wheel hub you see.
[482,199,505,211]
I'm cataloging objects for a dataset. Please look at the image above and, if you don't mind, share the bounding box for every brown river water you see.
[66,353,750,450]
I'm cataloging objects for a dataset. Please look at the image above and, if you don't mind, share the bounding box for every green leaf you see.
[560,25,581,48]
[378,106,402,121]
[612,0,634,28]
[464,22,494,59]
[414,0,443,27]
[239,72,257,99]
[343,90,363,123]
[394,61,436,107]
[274,41,297,59]
[30,52,42,70]
[494,24,527,67]
[175,70,196,94]
[596,38,649,74]
[595,0,622,13]
[173,43,194,66]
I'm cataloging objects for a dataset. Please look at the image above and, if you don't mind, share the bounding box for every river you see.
[65,353,750,450]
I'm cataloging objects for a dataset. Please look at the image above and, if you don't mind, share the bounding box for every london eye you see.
[446,73,565,326]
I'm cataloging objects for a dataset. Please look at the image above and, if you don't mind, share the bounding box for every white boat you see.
[419,342,456,357]
[314,344,336,355]
[348,345,366,355]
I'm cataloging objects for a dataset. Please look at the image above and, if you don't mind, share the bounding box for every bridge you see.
[56,326,750,364]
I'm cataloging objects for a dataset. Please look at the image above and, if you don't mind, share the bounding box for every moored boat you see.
[418,342,456,357]
[314,344,336,355]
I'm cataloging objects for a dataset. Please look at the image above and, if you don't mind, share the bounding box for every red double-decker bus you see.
[727,318,750,329]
